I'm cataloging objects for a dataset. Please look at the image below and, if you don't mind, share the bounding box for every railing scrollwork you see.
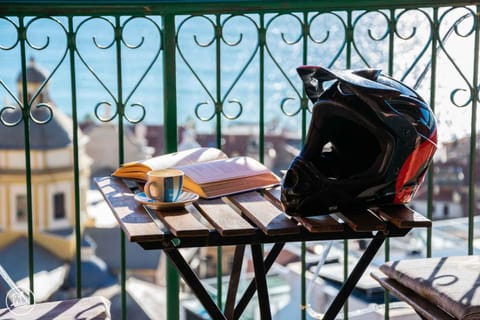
[177,14,258,122]
[75,16,160,124]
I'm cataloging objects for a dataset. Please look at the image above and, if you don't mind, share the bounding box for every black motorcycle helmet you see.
[281,66,437,216]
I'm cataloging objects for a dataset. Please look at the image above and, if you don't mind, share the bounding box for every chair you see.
[0,296,111,320]
[372,255,480,320]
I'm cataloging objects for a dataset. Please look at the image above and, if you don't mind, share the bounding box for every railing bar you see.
[67,16,83,299]
[17,15,35,304]
[383,9,396,320]
[215,13,223,310]
[113,15,128,320]
[426,8,439,258]
[163,13,181,320]
[259,13,265,164]
[216,14,222,149]
[0,1,474,16]
[300,10,309,320]
[468,5,479,255]
[343,10,353,320]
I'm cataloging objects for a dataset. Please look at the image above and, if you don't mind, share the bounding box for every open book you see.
[112,147,280,199]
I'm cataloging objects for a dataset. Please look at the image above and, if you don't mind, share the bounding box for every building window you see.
[443,204,449,217]
[53,192,66,220]
[16,194,27,223]
[47,182,70,229]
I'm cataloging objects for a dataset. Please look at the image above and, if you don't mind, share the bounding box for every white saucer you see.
[134,191,199,210]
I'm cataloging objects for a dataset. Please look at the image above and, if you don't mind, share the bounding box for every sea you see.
[0,10,477,143]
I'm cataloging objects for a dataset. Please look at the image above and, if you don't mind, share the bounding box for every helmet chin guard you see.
[281,66,437,217]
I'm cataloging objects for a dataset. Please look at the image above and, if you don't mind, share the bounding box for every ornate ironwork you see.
[1,3,479,320]
[74,16,161,123]
[177,14,258,122]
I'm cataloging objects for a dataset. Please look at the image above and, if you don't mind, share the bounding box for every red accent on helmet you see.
[394,129,437,203]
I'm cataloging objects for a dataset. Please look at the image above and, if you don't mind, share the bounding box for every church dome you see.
[0,106,74,150]
[1,58,80,150]
[16,57,48,84]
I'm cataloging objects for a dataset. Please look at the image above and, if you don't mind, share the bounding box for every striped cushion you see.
[0,296,111,320]
[380,256,480,320]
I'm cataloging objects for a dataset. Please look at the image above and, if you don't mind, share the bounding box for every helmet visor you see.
[301,100,393,181]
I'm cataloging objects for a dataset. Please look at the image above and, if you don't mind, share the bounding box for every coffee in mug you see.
[144,169,184,202]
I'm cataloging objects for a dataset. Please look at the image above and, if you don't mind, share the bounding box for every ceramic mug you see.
[144,169,184,202]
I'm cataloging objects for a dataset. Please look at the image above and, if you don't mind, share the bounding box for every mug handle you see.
[144,181,154,199]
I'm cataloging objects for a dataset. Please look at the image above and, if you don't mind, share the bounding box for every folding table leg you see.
[322,231,386,320]
[224,245,246,319]
[164,248,227,320]
[251,244,272,320]
[233,242,285,319]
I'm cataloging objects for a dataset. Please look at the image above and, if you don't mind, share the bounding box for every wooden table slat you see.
[94,176,164,242]
[335,210,386,232]
[294,215,344,233]
[195,198,256,237]
[262,188,344,233]
[262,188,282,209]
[227,192,300,236]
[155,207,210,238]
[374,205,432,228]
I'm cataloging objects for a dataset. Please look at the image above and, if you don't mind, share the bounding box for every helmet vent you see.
[322,142,333,153]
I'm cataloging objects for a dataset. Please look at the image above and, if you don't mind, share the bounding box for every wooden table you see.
[95,176,431,320]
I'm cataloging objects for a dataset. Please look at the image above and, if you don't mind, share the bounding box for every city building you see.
[0,57,91,259]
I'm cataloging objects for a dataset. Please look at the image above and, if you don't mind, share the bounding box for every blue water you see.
[0,12,475,141]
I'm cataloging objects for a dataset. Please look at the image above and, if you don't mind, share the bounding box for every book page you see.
[177,156,275,185]
[140,147,228,171]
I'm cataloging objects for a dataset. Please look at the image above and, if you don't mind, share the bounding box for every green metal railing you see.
[0,1,478,319]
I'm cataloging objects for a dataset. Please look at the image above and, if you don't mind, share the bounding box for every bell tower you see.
[0,58,92,260]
